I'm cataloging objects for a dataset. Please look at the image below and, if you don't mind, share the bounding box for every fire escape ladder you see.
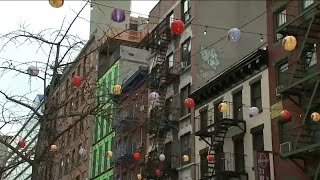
[293,80,320,150]
[313,162,320,180]
[289,15,315,84]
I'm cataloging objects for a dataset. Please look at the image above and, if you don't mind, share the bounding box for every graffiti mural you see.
[199,45,220,80]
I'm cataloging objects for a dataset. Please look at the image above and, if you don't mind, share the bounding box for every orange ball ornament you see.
[171,20,185,35]
[281,110,291,120]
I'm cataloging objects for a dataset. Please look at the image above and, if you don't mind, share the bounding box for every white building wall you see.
[194,69,274,180]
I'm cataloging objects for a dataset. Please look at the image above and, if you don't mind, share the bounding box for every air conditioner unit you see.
[276,85,284,97]
[181,62,188,69]
[280,141,292,155]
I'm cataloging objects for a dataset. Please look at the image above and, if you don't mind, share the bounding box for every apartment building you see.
[143,0,267,179]
[267,0,320,179]
[91,20,149,179]
[113,66,148,179]
[40,36,98,180]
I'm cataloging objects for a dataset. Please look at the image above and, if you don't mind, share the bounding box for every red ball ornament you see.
[207,154,214,161]
[155,169,161,176]
[72,76,81,87]
[133,152,141,161]
[185,98,195,108]
[18,140,26,148]
[171,20,185,35]
[281,110,291,120]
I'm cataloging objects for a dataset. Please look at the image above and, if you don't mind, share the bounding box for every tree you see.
[0,2,132,179]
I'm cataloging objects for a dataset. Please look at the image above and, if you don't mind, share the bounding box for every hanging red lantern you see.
[207,154,214,161]
[133,152,141,161]
[72,76,81,87]
[281,110,291,120]
[185,98,195,108]
[155,169,161,176]
[18,140,26,148]
[171,20,185,35]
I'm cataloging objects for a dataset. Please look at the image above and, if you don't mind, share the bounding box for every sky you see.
[0,1,158,135]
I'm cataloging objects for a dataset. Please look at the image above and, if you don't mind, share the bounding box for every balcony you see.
[195,104,246,147]
[199,152,248,180]
[113,109,138,133]
[113,144,134,165]
[273,1,320,37]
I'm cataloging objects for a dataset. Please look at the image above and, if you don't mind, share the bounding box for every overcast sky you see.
[0,1,158,135]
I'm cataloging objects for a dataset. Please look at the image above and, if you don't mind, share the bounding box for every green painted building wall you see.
[91,62,119,180]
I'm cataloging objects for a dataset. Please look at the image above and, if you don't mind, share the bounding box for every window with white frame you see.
[276,9,287,27]
[303,0,314,9]
[167,53,174,68]
[306,44,317,67]
[169,11,174,27]
[182,0,191,22]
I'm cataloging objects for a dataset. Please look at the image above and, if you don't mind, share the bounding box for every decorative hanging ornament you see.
[27,66,39,76]
[311,112,320,122]
[218,102,228,112]
[137,174,142,180]
[72,76,81,87]
[228,28,241,42]
[185,98,195,108]
[111,8,126,23]
[50,144,58,152]
[107,151,113,158]
[18,140,26,149]
[207,154,214,161]
[49,0,64,8]
[149,92,160,108]
[249,107,259,116]
[182,155,189,162]
[171,20,185,35]
[79,146,87,156]
[113,85,122,95]
[159,154,165,161]
[281,110,291,120]
[282,36,297,51]
[133,152,141,161]
[155,169,161,176]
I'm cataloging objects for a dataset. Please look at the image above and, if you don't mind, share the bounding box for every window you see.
[277,61,289,86]
[104,141,109,170]
[276,9,286,27]
[72,71,75,78]
[92,149,97,176]
[233,135,245,172]
[76,175,80,180]
[98,147,102,174]
[100,116,104,139]
[251,81,262,112]
[180,133,191,165]
[305,44,317,67]
[80,119,84,133]
[110,137,115,165]
[64,154,70,174]
[94,119,99,142]
[83,56,87,75]
[200,109,208,130]
[200,151,208,178]
[180,84,191,116]
[214,101,223,123]
[65,78,69,96]
[303,0,314,9]
[167,53,174,69]
[169,11,174,27]
[73,124,77,140]
[72,149,75,167]
[77,64,81,76]
[77,144,82,164]
[181,38,191,67]
[59,159,63,177]
[233,91,243,120]
[67,131,71,144]
[114,65,119,85]
[252,128,264,178]
[182,0,191,22]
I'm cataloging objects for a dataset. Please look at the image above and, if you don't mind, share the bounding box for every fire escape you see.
[142,14,179,179]
[195,106,246,180]
[275,1,320,179]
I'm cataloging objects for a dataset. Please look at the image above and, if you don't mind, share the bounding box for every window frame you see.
[181,38,191,67]
[302,0,314,9]
[182,0,191,23]
[250,80,262,113]
[276,59,289,86]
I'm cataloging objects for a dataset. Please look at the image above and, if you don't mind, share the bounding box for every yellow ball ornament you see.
[218,102,228,112]
[107,151,113,158]
[282,36,297,51]
[311,112,320,122]
[182,155,189,162]
[49,0,64,8]
[50,144,58,152]
[113,85,122,95]
[137,174,142,180]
